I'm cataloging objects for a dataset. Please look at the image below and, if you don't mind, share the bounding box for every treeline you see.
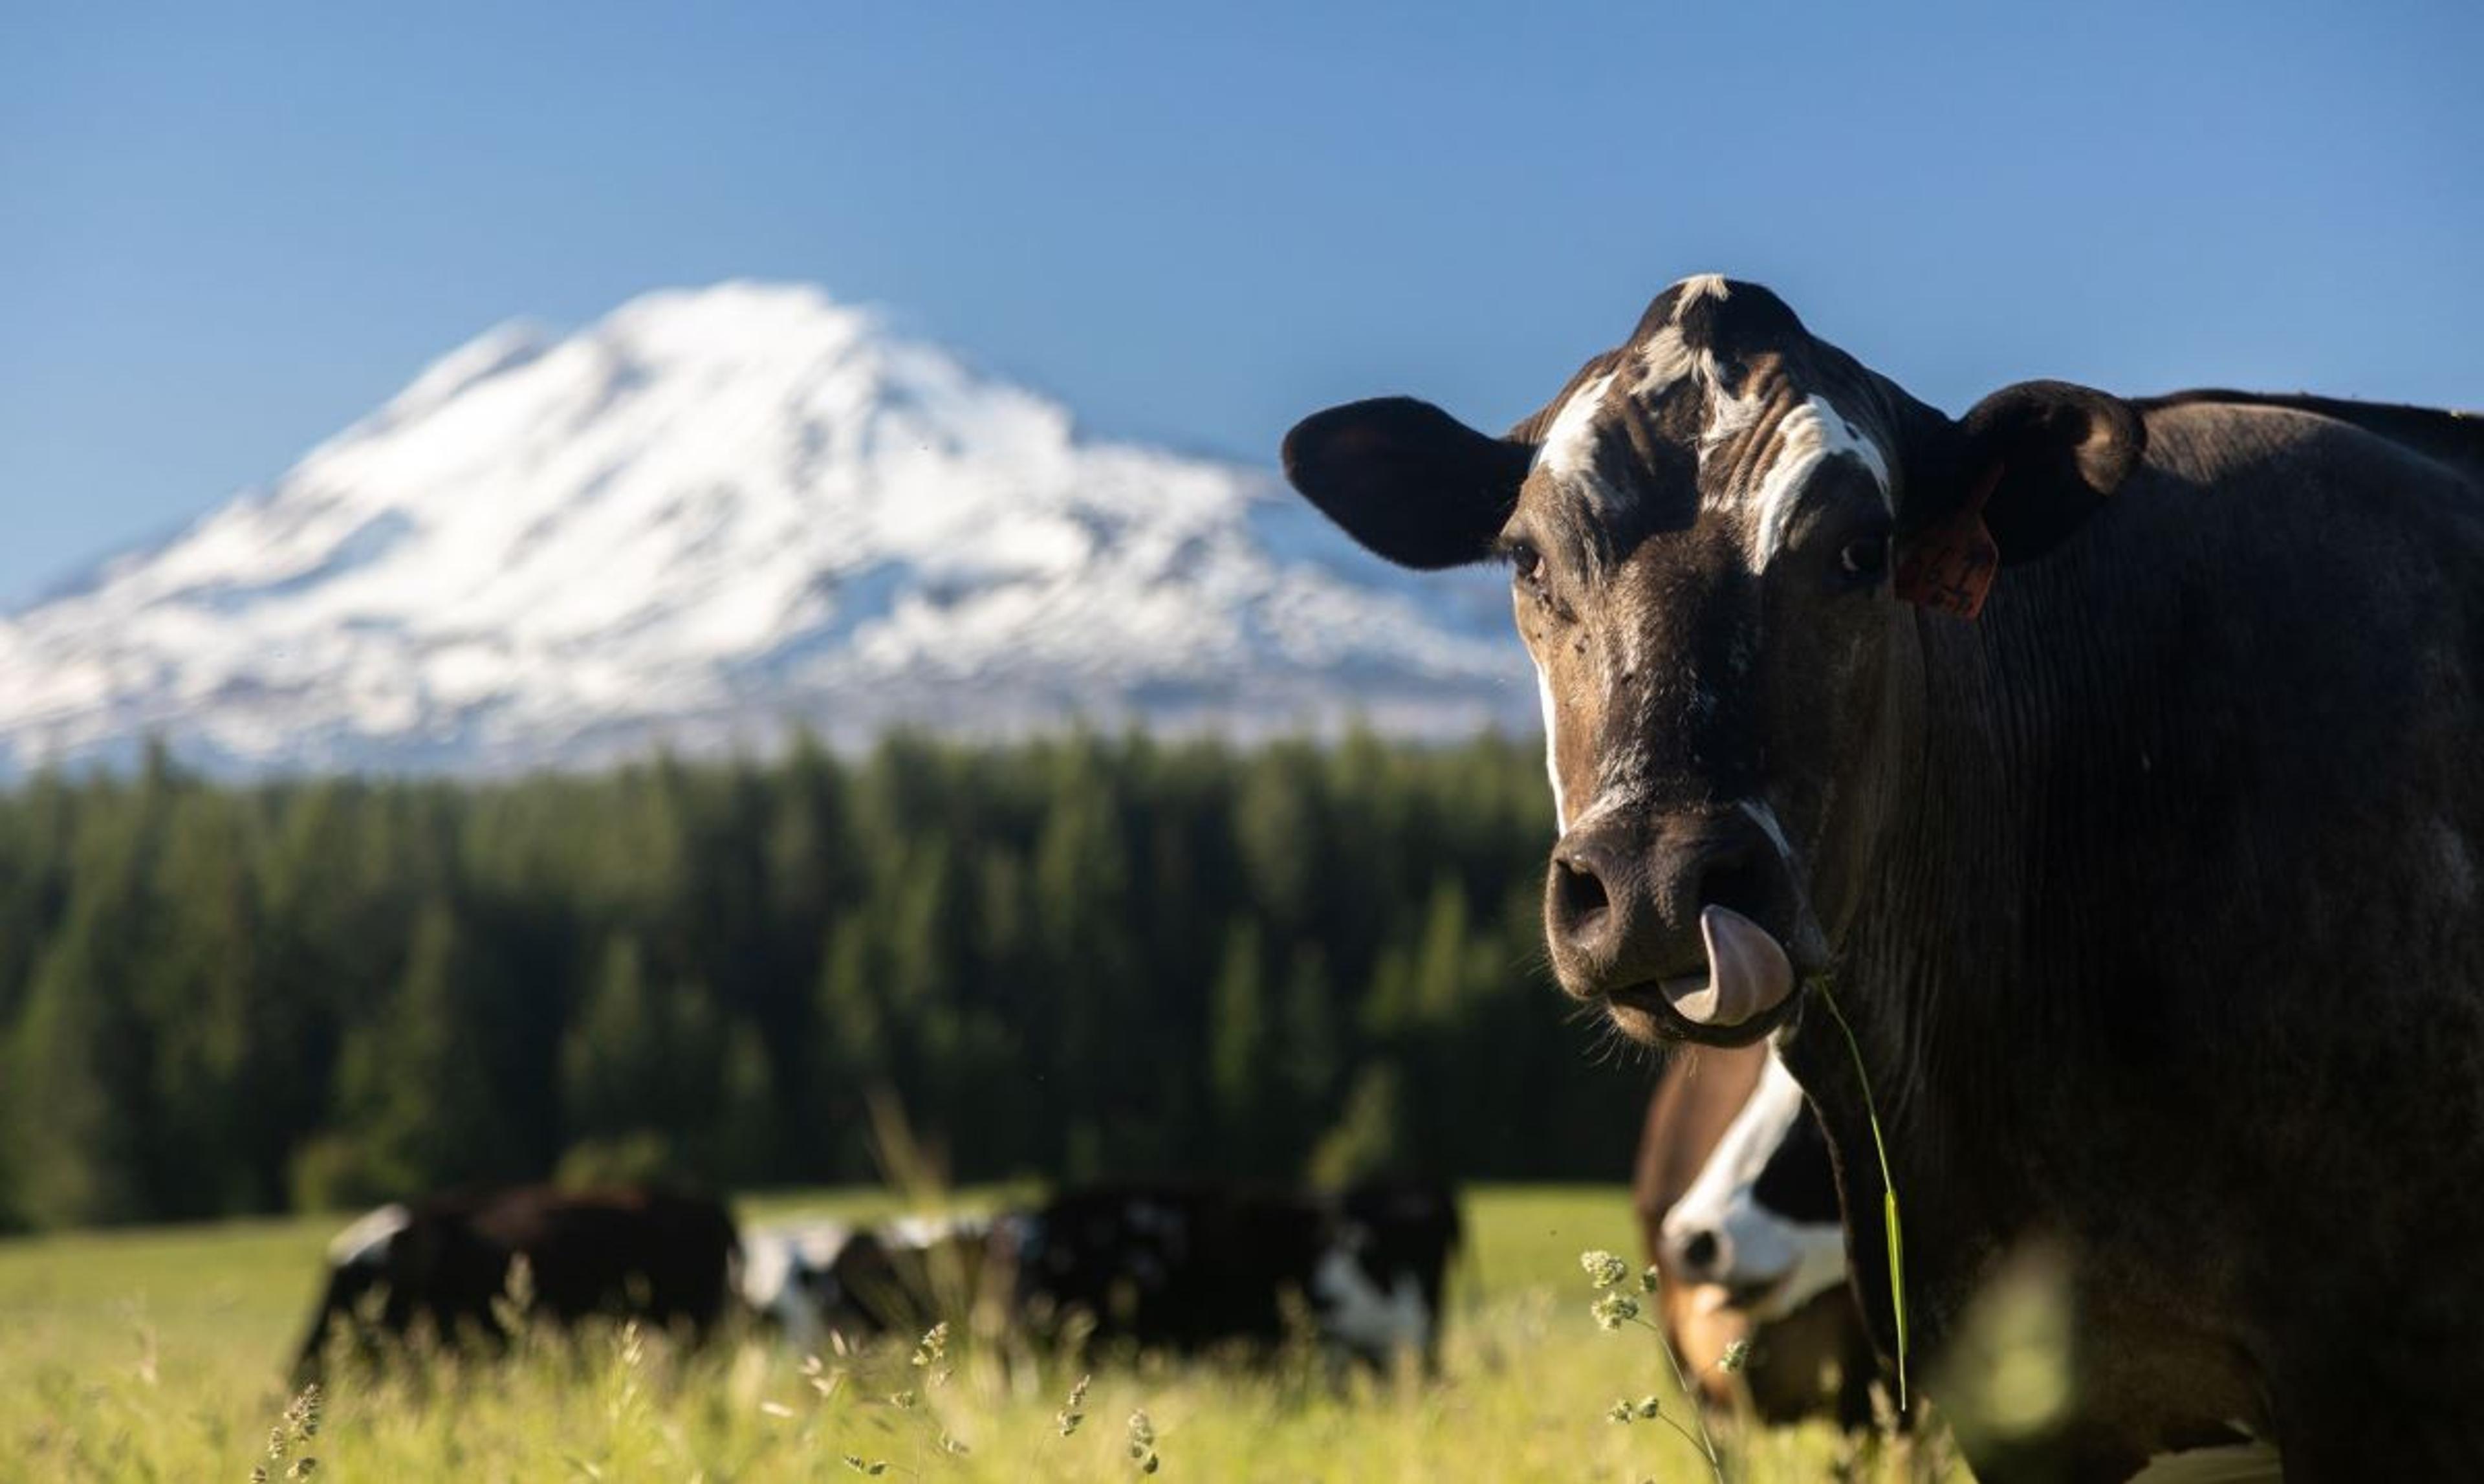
[0,731,1655,1233]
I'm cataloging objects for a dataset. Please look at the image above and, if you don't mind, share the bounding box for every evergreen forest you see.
[0,731,1659,1231]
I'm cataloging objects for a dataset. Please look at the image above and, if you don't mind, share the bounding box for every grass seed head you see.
[252,1382,321,1482]
[800,1353,845,1401]
[1057,1373,1092,1436]
[503,1253,536,1310]
[1579,1250,1630,1289]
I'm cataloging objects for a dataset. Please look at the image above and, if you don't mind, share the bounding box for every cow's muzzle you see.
[1545,808,1804,1044]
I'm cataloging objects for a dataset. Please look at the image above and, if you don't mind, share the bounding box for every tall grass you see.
[0,1189,1963,1483]
[1818,981,1910,1410]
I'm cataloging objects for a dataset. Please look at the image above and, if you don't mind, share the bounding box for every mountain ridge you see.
[0,282,1529,775]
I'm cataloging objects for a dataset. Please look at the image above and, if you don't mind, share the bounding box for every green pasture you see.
[0,1187,1957,1482]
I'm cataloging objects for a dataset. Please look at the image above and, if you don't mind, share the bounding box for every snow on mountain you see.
[0,283,1531,774]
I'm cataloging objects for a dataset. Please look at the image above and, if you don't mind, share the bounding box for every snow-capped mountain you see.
[0,283,1529,774]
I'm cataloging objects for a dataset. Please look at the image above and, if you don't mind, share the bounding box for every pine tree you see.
[561,933,662,1140]
[332,900,516,1197]
[4,779,166,1227]
[1278,944,1342,1153]
[1034,741,1144,1175]
[1309,1060,1408,1187]
[140,791,285,1216]
[713,1017,779,1185]
[4,924,144,1227]
[1208,921,1270,1170]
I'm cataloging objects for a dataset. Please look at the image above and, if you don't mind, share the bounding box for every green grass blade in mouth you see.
[1818,980,1909,1411]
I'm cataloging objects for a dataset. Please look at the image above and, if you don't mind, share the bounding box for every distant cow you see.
[1279,273,2484,1476]
[742,1213,1012,1351]
[293,1186,739,1379]
[1320,1178,1462,1366]
[1015,1179,1460,1368]
[738,1217,856,1354]
[1636,1043,1880,1426]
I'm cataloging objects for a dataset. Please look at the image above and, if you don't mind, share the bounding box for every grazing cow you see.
[1319,1178,1463,1366]
[1015,1179,1459,1368]
[738,1217,856,1353]
[741,1213,1020,1350]
[816,1214,1013,1339]
[1637,1043,1879,1426]
[294,1186,739,1379]
[1281,275,2483,1480]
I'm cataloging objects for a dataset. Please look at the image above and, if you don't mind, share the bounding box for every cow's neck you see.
[1781,562,2140,1360]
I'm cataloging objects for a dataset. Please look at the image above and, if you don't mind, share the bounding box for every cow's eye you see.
[1505,540,1548,591]
[1836,534,1889,584]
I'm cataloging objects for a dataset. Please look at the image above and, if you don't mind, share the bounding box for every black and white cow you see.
[740,1213,1012,1351]
[1322,1179,1463,1366]
[737,1217,857,1353]
[293,1186,739,1380]
[1636,1042,1878,1426]
[1014,1179,1459,1369]
[1659,1051,1847,1335]
[1282,275,2484,1479]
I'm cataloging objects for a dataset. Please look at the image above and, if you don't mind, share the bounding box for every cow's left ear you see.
[1894,381,2145,617]
[1282,397,1534,570]
[1954,380,2146,562]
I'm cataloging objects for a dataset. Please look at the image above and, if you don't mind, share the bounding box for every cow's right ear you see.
[1281,397,1534,570]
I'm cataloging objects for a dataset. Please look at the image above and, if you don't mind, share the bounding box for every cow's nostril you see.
[1680,1230,1719,1273]
[1553,855,1611,935]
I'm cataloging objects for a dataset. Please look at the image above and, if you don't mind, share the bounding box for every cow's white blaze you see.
[327,1202,410,1268]
[1534,371,1620,508]
[1535,661,1569,830]
[1672,274,1732,312]
[1660,1054,1846,1322]
[1632,324,1714,400]
[1311,1246,1433,1358]
[1701,377,1765,450]
[1745,394,1893,570]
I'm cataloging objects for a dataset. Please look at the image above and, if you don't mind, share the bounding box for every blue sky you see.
[5,0,2478,604]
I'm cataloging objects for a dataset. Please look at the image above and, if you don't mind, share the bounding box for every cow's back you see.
[463,1187,739,1334]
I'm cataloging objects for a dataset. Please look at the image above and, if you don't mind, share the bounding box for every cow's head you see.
[1283,276,2142,1043]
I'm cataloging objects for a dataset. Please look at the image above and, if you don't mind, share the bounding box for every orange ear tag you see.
[1893,465,2003,619]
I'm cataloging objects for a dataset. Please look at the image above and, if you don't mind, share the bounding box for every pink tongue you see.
[1662,906,1796,1026]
